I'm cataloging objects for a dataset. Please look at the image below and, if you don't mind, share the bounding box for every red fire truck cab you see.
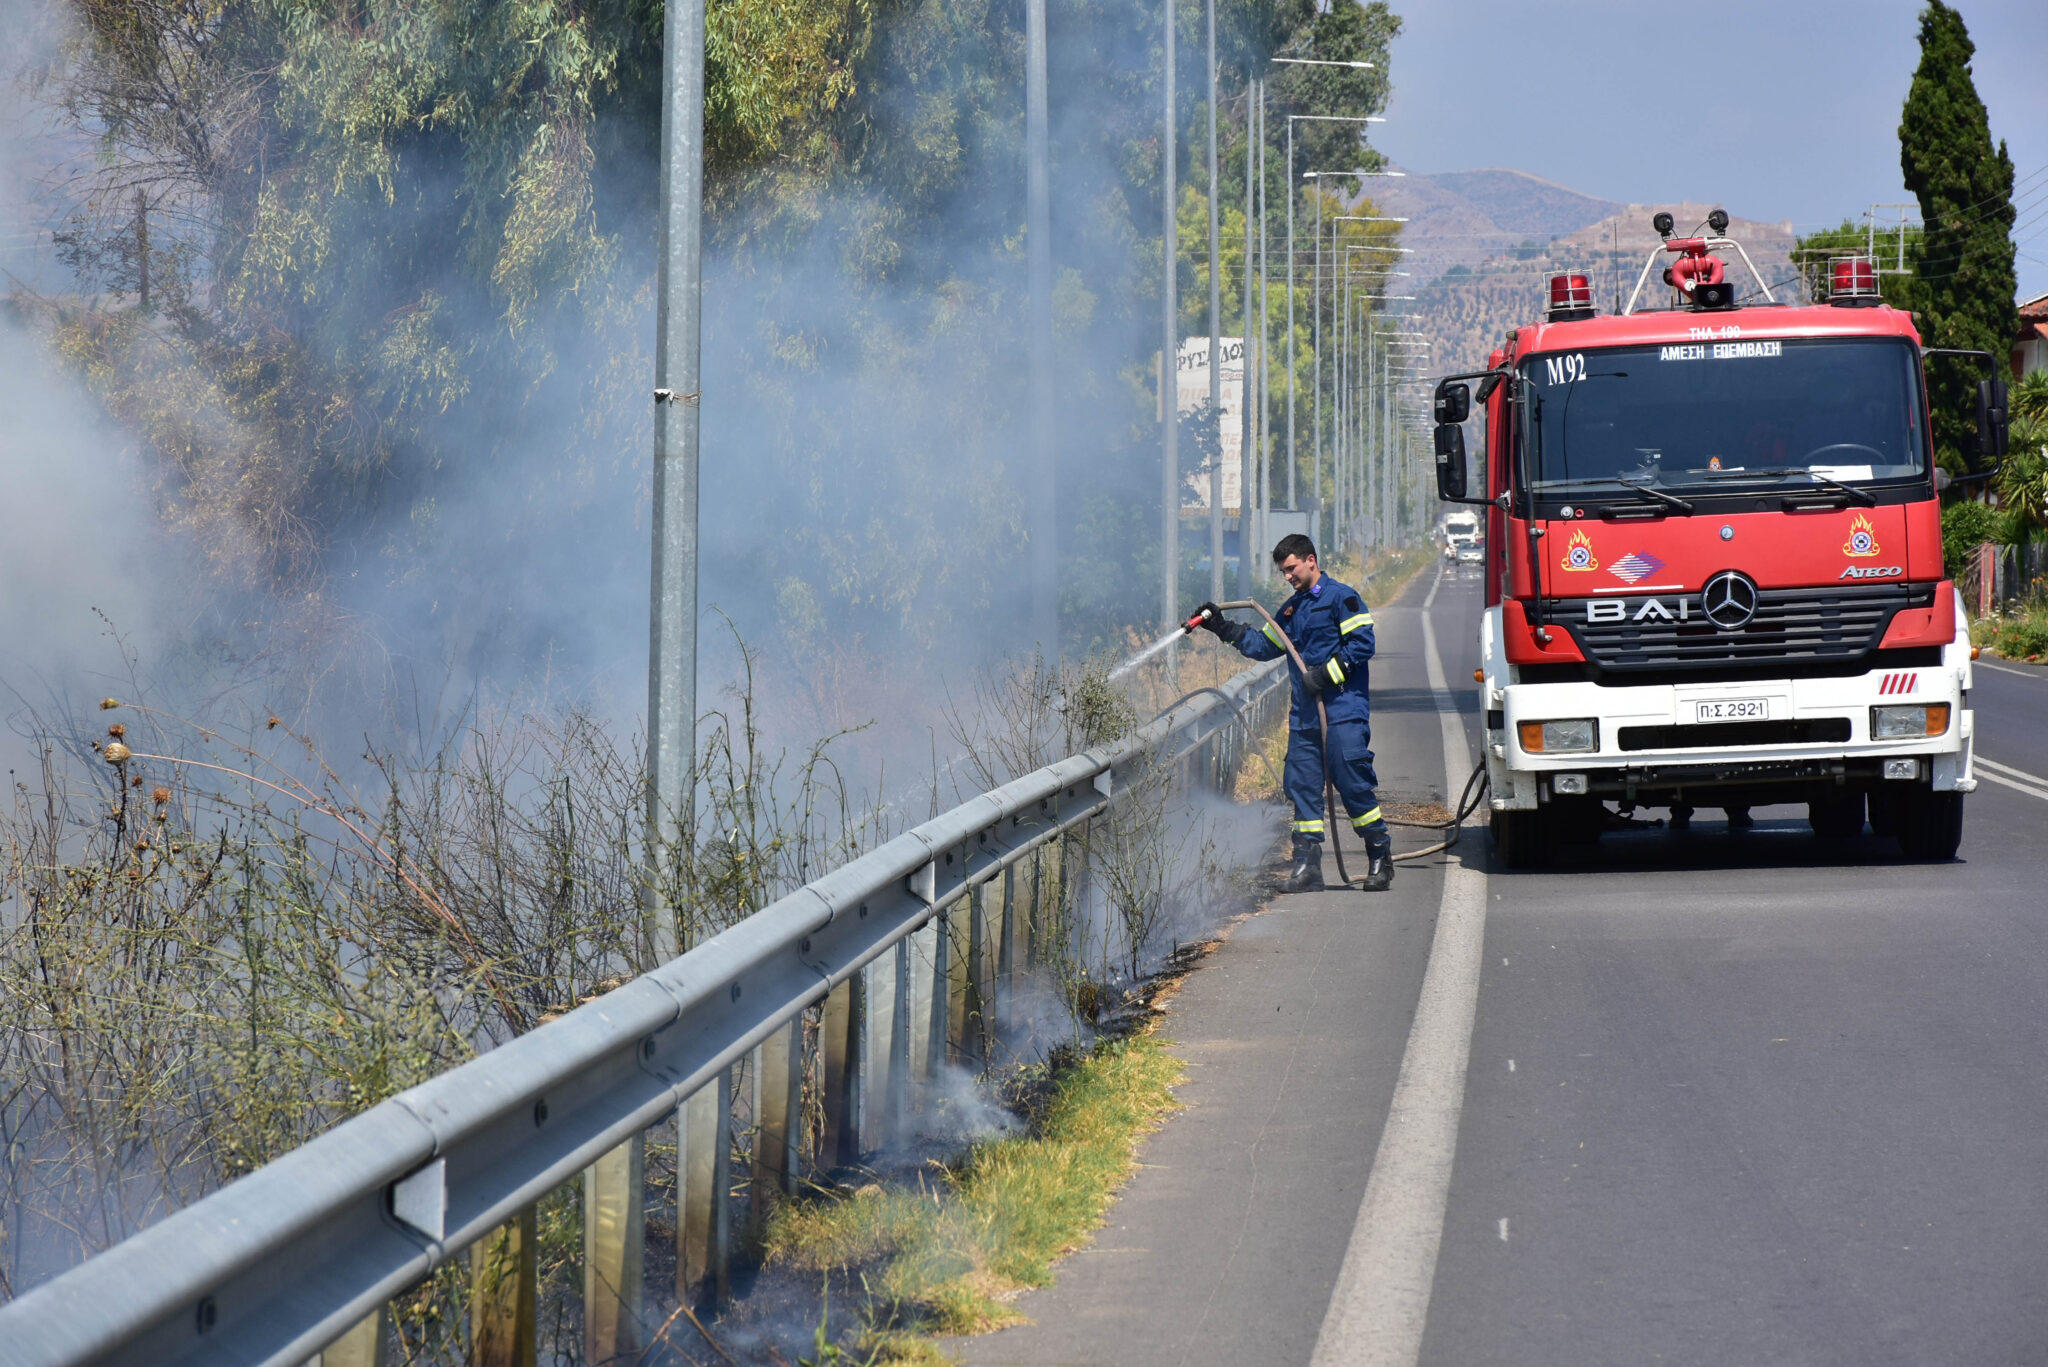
[1432,212,2011,867]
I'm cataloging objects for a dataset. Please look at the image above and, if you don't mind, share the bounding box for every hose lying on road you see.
[1192,599,1492,881]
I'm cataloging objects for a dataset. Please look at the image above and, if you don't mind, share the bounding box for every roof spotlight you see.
[1707,208,1730,235]
[1652,211,1675,239]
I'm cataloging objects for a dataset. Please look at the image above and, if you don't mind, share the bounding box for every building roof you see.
[2019,292,2048,323]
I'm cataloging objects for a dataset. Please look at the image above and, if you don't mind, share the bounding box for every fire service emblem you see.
[1843,513,1880,558]
[1560,528,1598,572]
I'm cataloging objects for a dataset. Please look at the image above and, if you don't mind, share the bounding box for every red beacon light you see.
[1829,255,1880,307]
[1547,273,1595,322]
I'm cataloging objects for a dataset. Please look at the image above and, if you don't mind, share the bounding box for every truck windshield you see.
[1517,337,1927,496]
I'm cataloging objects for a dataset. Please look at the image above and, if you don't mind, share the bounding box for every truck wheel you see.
[1867,788,1900,839]
[1549,796,1606,847]
[1808,791,1865,840]
[1896,789,1964,861]
[1490,809,1548,869]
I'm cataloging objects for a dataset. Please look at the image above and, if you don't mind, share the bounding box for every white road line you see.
[1975,768,2048,803]
[1975,658,2048,681]
[1310,564,1488,1367]
[1976,755,2048,789]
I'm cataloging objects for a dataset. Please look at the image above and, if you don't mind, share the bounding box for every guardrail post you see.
[996,865,1017,1034]
[965,884,988,1066]
[584,1134,645,1363]
[928,912,952,1080]
[822,972,862,1166]
[713,1066,734,1300]
[310,1308,385,1367]
[908,919,937,1095]
[678,1068,732,1299]
[888,938,912,1142]
[470,1206,537,1367]
[752,1020,800,1230]
[1025,845,1044,974]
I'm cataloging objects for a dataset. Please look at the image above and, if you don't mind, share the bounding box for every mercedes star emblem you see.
[1701,570,1759,629]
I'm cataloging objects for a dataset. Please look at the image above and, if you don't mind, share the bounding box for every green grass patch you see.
[764,1033,1185,1355]
[1977,600,2048,661]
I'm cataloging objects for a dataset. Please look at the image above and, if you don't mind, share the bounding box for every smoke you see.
[0,2,183,779]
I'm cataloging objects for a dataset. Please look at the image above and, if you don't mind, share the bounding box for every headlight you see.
[1517,718,1597,753]
[1871,704,1950,740]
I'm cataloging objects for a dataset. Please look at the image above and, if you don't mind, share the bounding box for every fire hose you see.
[1178,600,1491,882]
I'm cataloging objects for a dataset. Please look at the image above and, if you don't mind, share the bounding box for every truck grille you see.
[1616,718,1852,752]
[1557,585,1918,673]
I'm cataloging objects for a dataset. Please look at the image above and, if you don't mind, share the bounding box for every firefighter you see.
[1196,534,1393,893]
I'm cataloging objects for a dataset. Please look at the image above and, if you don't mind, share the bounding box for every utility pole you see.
[1026,0,1055,656]
[1160,0,1178,632]
[1865,202,1918,274]
[641,0,706,1334]
[1205,0,1222,603]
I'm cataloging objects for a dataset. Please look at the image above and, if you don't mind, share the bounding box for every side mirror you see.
[1976,377,2010,466]
[1433,380,1470,426]
[1434,424,1468,501]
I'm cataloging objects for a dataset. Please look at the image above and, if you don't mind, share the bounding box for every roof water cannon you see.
[1625,207,1766,314]
[1667,250,1725,296]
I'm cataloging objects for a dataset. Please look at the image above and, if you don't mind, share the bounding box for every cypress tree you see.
[1899,0,2018,469]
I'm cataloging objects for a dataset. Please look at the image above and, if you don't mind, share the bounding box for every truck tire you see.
[1867,788,1900,839]
[1808,791,1865,840]
[1549,795,1606,847]
[1490,809,1548,869]
[1896,789,1964,861]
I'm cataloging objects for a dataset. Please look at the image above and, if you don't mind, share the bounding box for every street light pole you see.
[1205,0,1222,602]
[1311,174,1322,548]
[1301,164,1401,549]
[646,0,706,1322]
[1280,116,1382,515]
[1160,0,1177,633]
[1026,0,1054,655]
[1285,115,1294,511]
[1255,82,1268,577]
[1238,73,1255,598]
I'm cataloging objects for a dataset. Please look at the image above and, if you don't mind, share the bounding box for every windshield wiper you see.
[1536,476,1696,515]
[1615,477,1697,514]
[1699,466,1878,506]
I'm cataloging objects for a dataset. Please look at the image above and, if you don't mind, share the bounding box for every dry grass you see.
[765,1032,1185,1351]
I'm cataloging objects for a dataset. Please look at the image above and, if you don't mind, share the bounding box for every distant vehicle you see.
[1430,210,2002,868]
[1456,542,1483,565]
[1440,510,1480,559]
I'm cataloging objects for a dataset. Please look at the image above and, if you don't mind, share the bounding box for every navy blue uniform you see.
[1226,575,1390,855]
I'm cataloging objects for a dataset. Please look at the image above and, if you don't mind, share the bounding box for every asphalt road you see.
[966,563,2048,1367]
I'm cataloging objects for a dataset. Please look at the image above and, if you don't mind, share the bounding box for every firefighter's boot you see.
[1279,836,1324,893]
[1358,847,1395,893]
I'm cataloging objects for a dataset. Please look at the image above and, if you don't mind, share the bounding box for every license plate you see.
[1692,698,1770,723]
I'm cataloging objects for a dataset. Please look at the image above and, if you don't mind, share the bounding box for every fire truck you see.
[1431,209,2011,867]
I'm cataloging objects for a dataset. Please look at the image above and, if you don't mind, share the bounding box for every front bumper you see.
[1477,607,1976,810]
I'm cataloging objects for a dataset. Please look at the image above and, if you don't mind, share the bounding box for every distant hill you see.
[1362,169,1804,377]
[1368,168,1621,293]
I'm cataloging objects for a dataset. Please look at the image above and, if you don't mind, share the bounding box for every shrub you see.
[1942,499,1997,576]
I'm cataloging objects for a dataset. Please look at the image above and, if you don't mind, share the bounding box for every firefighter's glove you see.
[1302,656,1345,694]
[1194,603,1245,645]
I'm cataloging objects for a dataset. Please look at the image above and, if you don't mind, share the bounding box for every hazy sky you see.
[1375,0,2048,304]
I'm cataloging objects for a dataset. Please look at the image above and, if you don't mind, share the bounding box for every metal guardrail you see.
[0,657,1286,1367]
